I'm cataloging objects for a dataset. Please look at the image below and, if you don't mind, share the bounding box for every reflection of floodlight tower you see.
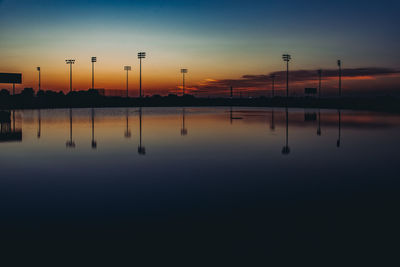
[37,67,41,91]
[66,108,75,148]
[270,74,276,97]
[65,59,75,93]
[91,57,97,90]
[181,108,188,136]
[282,54,291,98]
[281,107,290,155]
[270,108,275,131]
[318,69,322,98]
[337,60,342,97]
[138,108,146,155]
[180,69,188,96]
[230,86,233,98]
[124,108,131,138]
[124,66,132,98]
[37,109,41,138]
[91,108,97,149]
[337,110,341,147]
[317,109,321,136]
[138,52,146,98]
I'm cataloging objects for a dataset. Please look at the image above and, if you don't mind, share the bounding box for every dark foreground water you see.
[1,107,399,264]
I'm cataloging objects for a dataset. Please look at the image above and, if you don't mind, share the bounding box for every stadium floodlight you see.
[124,66,132,98]
[91,57,97,90]
[137,52,146,98]
[282,54,291,98]
[180,69,188,96]
[65,59,75,93]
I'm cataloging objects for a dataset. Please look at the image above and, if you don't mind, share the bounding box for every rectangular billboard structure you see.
[0,73,22,84]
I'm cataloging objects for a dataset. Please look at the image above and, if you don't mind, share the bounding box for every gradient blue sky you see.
[1,0,399,95]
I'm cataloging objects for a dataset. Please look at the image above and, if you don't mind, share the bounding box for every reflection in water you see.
[181,108,188,136]
[317,109,322,136]
[337,109,341,148]
[66,108,75,148]
[0,110,22,142]
[270,109,275,131]
[37,109,41,138]
[138,107,146,155]
[91,108,97,149]
[282,107,290,155]
[124,108,131,138]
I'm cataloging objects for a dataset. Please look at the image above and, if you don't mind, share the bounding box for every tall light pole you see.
[181,68,188,96]
[282,54,291,98]
[91,57,97,90]
[337,60,342,97]
[270,74,276,97]
[37,67,41,91]
[318,69,322,98]
[124,66,132,98]
[138,52,146,98]
[65,59,75,93]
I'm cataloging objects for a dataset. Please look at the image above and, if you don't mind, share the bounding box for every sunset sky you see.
[1,0,399,96]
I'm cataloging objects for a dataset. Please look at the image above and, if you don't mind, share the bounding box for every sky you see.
[0,0,399,96]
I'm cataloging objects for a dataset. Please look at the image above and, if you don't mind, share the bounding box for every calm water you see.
[1,107,399,261]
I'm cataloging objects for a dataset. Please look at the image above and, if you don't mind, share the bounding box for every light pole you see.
[37,67,41,91]
[138,52,146,98]
[66,108,75,148]
[318,69,322,98]
[337,60,342,97]
[91,57,97,90]
[270,74,276,97]
[124,66,132,98]
[181,69,188,96]
[282,54,291,98]
[65,59,75,93]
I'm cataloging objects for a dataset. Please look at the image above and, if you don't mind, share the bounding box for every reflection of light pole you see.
[181,108,188,136]
[91,108,97,149]
[180,69,188,96]
[337,60,342,97]
[337,109,341,147]
[282,107,290,155]
[91,57,97,90]
[282,54,291,98]
[65,59,75,93]
[66,108,75,148]
[317,109,321,136]
[124,66,131,98]
[270,108,275,131]
[138,108,146,155]
[37,109,41,138]
[318,69,322,98]
[124,108,131,138]
[37,67,41,91]
[138,52,146,98]
[270,74,276,97]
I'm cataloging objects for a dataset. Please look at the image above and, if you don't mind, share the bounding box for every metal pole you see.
[139,58,142,98]
[318,70,322,98]
[182,72,185,95]
[286,61,289,97]
[39,69,41,91]
[272,76,275,97]
[70,63,72,93]
[126,69,129,98]
[339,65,342,97]
[13,83,15,95]
[92,61,94,90]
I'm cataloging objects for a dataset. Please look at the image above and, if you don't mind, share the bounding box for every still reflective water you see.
[1,107,399,260]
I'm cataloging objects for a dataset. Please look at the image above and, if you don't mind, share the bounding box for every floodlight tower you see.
[65,59,75,93]
[66,108,75,148]
[37,67,41,91]
[281,107,290,155]
[180,69,188,96]
[124,66,132,98]
[318,69,322,98]
[91,57,97,90]
[337,60,342,97]
[270,74,276,97]
[137,52,146,98]
[138,107,146,155]
[282,54,291,97]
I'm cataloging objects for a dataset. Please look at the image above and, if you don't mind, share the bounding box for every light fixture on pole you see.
[37,67,41,91]
[124,66,132,98]
[282,54,291,98]
[137,52,146,98]
[91,57,97,90]
[180,68,188,96]
[65,59,75,93]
